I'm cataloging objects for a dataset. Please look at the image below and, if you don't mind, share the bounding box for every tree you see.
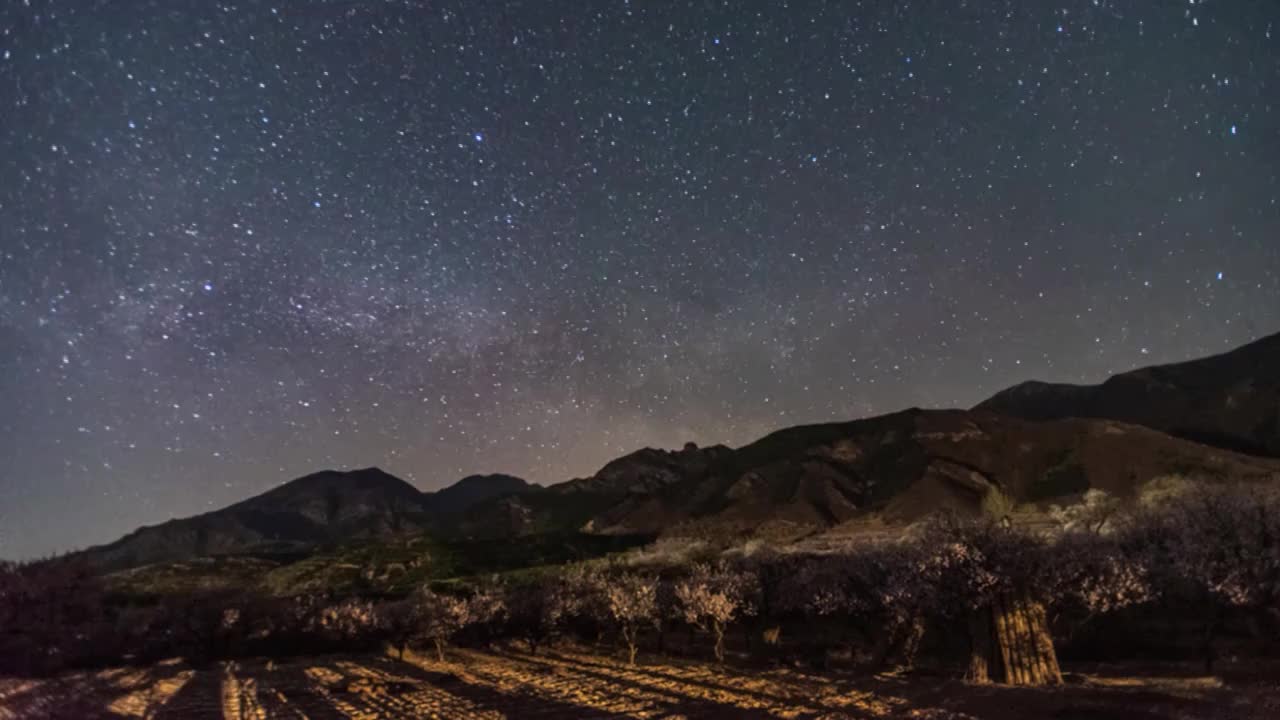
[558,563,611,643]
[315,598,379,647]
[377,598,419,660]
[161,590,252,665]
[914,517,1063,686]
[504,575,569,655]
[773,545,927,669]
[1046,530,1152,643]
[674,561,759,662]
[1126,484,1280,672]
[0,557,108,675]
[1049,488,1121,535]
[412,587,471,662]
[463,579,508,649]
[602,570,660,665]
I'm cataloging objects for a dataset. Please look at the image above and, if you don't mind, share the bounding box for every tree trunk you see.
[1202,604,1218,675]
[873,615,923,671]
[967,610,993,684]
[968,592,1062,686]
[623,625,638,665]
[713,621,725,663]
[894,615,926,671]
[434,636,445,662]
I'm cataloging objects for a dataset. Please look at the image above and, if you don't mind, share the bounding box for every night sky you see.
[1,1,1278,560]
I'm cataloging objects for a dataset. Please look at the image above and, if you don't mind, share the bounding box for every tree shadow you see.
[534,647,820,707]
[247,662,354,720]
[2,663,193,720]
[378,653,647,719]
[397,651,802,719]
[895,674,1226,720]
[150,665,224,720]
[0,679,130,720]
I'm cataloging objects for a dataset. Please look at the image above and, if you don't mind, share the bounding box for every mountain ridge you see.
[77,330,1280,574]
[78,468,534,572]
[976,331,1280,457]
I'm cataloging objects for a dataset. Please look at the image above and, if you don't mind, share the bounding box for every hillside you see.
[104,531,652,597]
[444,408,1280,543]
[78,332,1280,575]
[422,473,535,516]
[80,468,533,573]
[976,331,1280,457]
[574,410,1280,540]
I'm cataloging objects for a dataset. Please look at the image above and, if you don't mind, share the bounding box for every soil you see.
[2,647,1276,719]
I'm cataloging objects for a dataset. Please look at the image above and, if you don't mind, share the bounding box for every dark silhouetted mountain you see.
[446,409,1280,542]
[576,409,1280,540]
[81,468,541,573]
[82,468,430,572]
[554,443,734,495]
[422,473,535,516]
[82,333,1280,570]
[441,443,734,540]
[976,331,1280,457]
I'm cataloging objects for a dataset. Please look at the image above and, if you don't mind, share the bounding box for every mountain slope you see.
[82,467,541,573]
[459,409,1280,542]
[79,332,1280,572]
[585,409,1280,538]
[443,443,734,540]
[82,468,434,572]
[976,331,1280,457]
[422,473,535,516]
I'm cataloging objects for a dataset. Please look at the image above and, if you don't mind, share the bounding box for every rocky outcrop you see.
[552,443,733,495]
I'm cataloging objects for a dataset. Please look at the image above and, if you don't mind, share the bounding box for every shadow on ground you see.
[2,648,1275,719]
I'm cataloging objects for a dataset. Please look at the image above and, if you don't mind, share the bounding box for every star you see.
[0,0,1276,560]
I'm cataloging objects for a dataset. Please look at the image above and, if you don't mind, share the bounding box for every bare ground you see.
[2,648,1277,719]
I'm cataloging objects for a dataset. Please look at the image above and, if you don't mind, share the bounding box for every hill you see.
[976,331,1280,457]
[444,408,1280,543]
[80,468,532,573]
[422,473,535,516]
[79,332,1280,578]
[569,409,1280,541]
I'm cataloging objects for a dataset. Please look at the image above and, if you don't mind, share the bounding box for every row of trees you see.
[3,483,1277,683]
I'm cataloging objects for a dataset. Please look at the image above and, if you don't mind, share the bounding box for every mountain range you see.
[79,331,1280,576]
[83,468,536,573]
[976,331,1280,457]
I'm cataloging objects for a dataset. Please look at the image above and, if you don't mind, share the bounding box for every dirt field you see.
[2,647,1277,719]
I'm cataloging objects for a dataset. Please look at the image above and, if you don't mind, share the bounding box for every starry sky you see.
[1,1,1278,560]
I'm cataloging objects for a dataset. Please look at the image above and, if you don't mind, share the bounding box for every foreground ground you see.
[2,647,1277,719]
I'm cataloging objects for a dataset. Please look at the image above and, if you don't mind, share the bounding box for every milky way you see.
[1,1,1278,559]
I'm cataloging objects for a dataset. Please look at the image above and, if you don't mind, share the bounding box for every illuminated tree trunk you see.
[622,625,639,665]
[882,615,926,671]
[968,592,1062,686]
